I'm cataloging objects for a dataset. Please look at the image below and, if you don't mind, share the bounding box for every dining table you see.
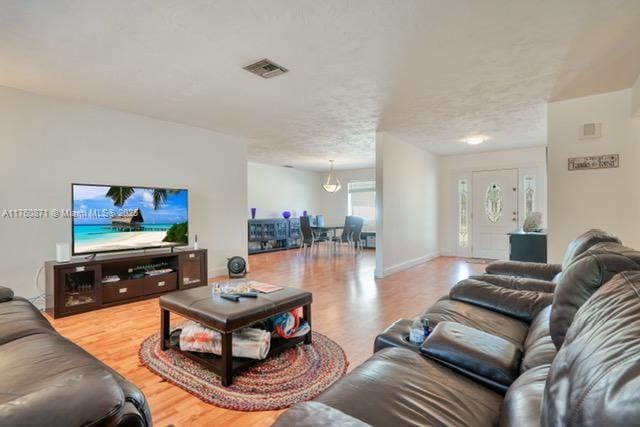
[310,225,344,254]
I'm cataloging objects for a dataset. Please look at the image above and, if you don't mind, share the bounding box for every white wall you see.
[439,146,548,256]
[375,132,439,277]
[0,87,248,300]
[632,74,640,117]
[548,89,640,261]
[247,163,376,226]
[247,163,322,219]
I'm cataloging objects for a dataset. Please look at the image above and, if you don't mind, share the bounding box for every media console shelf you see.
[45,248,207,318]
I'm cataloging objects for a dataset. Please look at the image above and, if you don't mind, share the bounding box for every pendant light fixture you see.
[322,160,342,193]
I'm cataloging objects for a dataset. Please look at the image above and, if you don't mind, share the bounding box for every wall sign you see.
[568,154,619,171]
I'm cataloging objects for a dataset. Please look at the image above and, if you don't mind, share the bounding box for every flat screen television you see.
[71,183,189,255]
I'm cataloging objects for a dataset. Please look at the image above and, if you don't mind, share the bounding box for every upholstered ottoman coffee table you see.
[159,284,312,386]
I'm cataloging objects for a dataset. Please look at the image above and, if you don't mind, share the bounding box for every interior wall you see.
[0,87,248,300]
[439,146,548,256]
[375,131,439,277]
[247,163,376,225]
[247,163,323,219]
[548,88,640,261]
[633,74,640,117]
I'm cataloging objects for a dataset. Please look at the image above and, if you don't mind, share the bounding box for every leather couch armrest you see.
[469,274,556,293]
[274,402,371,427]
[0,285,14,302]
[485,261,562,281]
[449,279,554,322]
[421,321,522,394]
[0,370,125,426]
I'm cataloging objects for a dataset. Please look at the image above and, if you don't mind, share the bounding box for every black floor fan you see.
[227,256,247,278]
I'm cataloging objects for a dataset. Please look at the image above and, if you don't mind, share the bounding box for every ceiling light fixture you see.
[463,135,488,145]
[322,160,342,193]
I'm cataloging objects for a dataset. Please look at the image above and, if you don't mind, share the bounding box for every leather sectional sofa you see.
[275,231,640,426]
[0,286,151,426]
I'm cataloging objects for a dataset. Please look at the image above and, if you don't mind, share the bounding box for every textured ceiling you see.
[1,0,639,170]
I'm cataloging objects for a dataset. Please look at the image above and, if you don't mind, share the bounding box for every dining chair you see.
[299,216,315,254]
[350,216,365,250]
[299,216,328,254]
[331,216,353,250]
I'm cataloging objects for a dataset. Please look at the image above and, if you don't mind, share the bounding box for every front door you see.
[472,169,518,259]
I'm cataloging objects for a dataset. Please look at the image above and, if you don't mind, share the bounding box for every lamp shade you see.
[322,160,342,193]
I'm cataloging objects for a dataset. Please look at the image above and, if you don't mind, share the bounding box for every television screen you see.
[72,184,189,255]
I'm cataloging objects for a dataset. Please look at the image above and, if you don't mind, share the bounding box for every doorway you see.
[471,169,518,259]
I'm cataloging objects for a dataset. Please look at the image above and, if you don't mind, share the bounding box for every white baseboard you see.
[208,266,229,279]
[376,252,440,278]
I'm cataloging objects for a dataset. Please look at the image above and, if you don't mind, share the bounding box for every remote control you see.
[220,294,240,302]
[239,292,258,298]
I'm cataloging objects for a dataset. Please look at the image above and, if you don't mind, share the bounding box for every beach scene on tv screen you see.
[73,185,188,254]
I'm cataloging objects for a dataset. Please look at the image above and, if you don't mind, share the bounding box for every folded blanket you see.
[179,321,271,360]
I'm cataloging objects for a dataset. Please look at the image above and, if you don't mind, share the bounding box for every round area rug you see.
[139,331,348,411]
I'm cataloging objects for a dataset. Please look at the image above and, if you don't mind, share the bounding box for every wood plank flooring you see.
[46,250,483,426]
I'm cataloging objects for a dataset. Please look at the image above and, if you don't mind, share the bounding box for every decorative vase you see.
[303,210,308,217]
[251,208,256,219]
[282,211,291,219]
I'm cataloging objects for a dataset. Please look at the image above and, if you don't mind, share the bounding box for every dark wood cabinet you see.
[509,230,547,263]
[45,249,207,318]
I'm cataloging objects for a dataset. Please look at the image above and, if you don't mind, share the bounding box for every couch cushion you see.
[421,321,522,394]
[543,271,640,426]
[0,333,119,404]
[422,298,529,349]
[560,228,621,270]
[0,286,14,302]
[0,297,55,345]
[0,369,125,426]
[521,306,556,373]
[315,347,503,427]
[500,364,549,427]
[550,242,640,349]
[274,402,371,427]
[450,279,553,323]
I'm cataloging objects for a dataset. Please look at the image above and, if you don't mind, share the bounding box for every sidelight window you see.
[458,179,469,247]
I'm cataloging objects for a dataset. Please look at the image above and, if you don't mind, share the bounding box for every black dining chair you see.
[299,216,328,254]
[332,216,354,250]
[350,216,365,250]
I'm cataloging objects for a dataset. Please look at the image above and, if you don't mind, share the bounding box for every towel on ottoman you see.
[179,321,271,360]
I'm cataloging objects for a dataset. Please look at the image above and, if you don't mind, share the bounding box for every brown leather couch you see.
[0,287,152,426]
[274,241,640,426]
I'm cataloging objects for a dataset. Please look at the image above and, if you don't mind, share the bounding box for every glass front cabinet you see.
[179,251,207,289]
[56,265,101,316]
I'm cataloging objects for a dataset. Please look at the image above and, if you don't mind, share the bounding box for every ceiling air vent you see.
[243,59,289,79]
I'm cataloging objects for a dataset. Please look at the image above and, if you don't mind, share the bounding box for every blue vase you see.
[282,211,291,219]
[250,208,256,219]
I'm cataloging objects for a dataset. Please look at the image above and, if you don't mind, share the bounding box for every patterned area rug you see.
[139,330,348,411]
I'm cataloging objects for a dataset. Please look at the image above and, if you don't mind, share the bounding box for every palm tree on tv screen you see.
[105,186,180,210]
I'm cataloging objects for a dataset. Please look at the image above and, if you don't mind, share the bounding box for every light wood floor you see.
[46,250,483,427]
